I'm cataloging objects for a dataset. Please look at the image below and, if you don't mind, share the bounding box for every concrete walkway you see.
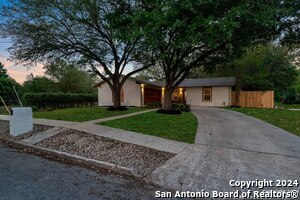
[80,109,157,124]
[0,113,188,154]
[21,127,67,144]
[288,108,300,111]
[193,107,300,158]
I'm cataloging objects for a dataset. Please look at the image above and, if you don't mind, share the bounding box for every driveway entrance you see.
[193,107,300,157]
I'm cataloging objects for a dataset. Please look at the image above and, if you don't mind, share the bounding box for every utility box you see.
[10,107,33,136]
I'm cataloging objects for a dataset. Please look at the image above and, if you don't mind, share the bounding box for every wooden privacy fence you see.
[231,91,274,108]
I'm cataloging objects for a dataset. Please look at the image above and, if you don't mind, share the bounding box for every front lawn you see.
[275,102,300,109]
[227,108,300,137]
[33,107,146,122]
[100,111,198,143]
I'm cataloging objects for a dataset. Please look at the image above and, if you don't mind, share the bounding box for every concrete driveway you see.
[148,107,300,192]
[193,107,300,158]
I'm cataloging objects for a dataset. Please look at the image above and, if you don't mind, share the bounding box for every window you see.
[202,87,212,102]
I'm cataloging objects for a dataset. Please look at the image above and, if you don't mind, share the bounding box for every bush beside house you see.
[22,93,97,110]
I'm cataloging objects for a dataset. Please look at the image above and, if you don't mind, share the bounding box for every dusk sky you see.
[0,0,45,84]
[0,38,45,84]
[0,0,135,84]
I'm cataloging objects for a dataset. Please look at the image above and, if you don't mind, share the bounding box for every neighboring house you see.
[96,77,236,107]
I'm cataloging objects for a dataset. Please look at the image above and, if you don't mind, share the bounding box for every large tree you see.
[128,0,299,110]
[0,0,153,109]
[44,61,97,94]
[189,45,299,104]
[23,76,59,93]
[134,65,164,81]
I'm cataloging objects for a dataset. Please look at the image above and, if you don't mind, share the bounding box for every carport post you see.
[141,84,145,107]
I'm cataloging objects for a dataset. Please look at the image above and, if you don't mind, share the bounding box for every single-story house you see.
[96,76,236,107]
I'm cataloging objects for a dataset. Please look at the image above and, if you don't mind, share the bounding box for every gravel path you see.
[0,120,52,141]
[37,130,174,177]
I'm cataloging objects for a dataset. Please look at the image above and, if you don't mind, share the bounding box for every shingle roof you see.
[96,76,235,87]
[177,77,236,87]
[146,77,236,87]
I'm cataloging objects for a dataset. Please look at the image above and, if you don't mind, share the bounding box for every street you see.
[0,143,162,200]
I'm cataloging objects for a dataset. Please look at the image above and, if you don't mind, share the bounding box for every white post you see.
[10,107,33,136]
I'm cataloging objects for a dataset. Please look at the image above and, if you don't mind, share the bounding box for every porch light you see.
[179,88,183,95]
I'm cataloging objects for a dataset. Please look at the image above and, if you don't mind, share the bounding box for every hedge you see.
[22,93,97,109]
[172,103,191,112]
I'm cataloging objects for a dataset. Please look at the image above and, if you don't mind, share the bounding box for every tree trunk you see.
[164,88,173,110]
[112,88,121,108]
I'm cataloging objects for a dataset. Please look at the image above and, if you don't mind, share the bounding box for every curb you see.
[0,138,136,177]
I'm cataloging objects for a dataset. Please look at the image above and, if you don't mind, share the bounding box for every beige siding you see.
[98,79,141,106]
[186,86,231,107]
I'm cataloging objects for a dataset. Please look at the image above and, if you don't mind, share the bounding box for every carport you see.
[143,86,162,105]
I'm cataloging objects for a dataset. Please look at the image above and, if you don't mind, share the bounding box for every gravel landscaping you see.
[0,120,53,141]
[37,130,175,177]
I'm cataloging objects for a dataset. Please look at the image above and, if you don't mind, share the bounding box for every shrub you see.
[22,93,97,109]
[44,107,55,112]
[145,101,162,108]
[172,103,191,112]
[31,106,38,112]
[107,106,128,111]
[157,109,182,115]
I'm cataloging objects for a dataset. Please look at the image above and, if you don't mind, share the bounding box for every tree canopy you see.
[228,45,298,103]
[0,0,153,108]
[23,76,59,94]
[1,1,299,110]
[189,45,299,103]
[126,0,299,110]
[44,61,97,94]
[0,62,8,79]
[22,62,97,94]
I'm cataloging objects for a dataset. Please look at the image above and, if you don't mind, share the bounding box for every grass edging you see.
[0,138,136,177]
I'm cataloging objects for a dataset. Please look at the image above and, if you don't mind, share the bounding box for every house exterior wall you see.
[185,86,231,107]
[98,79,141,106]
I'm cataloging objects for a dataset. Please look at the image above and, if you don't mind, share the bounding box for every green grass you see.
[227,108,300,136]
[100,111,198,143]
[33,107,146,122]
[275,102,300,109]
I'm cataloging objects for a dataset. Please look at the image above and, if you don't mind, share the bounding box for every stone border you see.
[0,138,136,178]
